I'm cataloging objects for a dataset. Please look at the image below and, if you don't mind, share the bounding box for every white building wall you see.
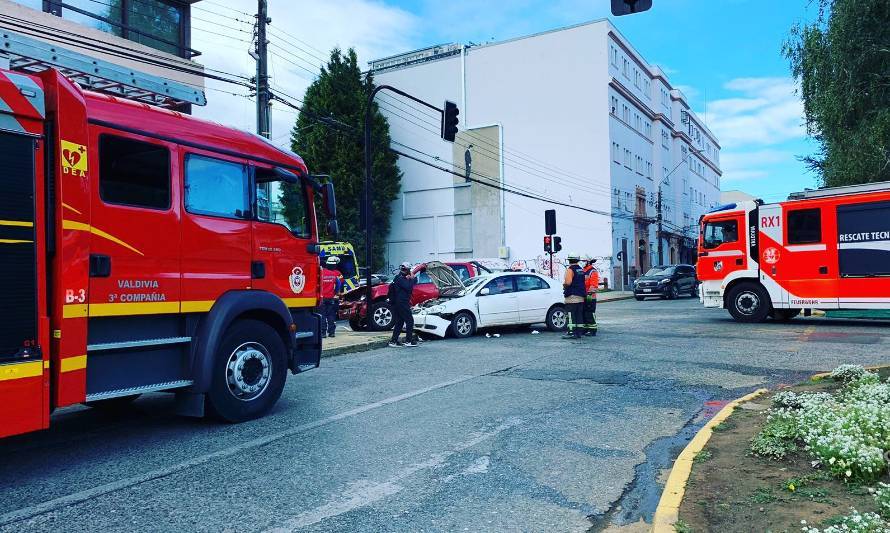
[373,19,721,285]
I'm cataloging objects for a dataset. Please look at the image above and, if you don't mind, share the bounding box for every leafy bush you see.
[829,365,868,383]
[800,508,888,532]
[750,412,799,459]
[876,483,890,520]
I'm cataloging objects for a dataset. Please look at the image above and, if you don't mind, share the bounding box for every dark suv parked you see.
[633,264,698,300]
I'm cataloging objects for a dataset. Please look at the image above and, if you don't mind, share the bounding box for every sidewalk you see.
[597,290,634,303]
[321,328,390,358]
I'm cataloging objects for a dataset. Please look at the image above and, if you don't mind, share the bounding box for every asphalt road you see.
[1,298,888,532]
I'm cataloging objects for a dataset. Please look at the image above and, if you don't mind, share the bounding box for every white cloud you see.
[190,0,419,148]
[720,149,796,182]
[702,77,804,149]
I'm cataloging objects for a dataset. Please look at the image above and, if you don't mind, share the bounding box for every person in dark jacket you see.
[389,262,419,347]
[562,253,586,339]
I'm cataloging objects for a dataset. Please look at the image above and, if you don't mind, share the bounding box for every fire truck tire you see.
[367,301,395,331]
[206,319,287,423]
[726,283,772,323]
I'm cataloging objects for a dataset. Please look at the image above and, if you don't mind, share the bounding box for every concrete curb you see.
[597,293,636,304]
[321,338,390,358]
[650,388,769,533]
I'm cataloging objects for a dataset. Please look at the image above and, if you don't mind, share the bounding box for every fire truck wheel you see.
[207,319,286,423]
[726,283,772,323]
[368,302,395,331]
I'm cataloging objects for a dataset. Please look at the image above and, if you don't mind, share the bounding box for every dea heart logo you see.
[289,266,306,294]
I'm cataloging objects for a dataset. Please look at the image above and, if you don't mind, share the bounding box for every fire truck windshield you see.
[703,220,739,249]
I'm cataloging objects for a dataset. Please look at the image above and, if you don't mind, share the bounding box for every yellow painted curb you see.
[650,388,768,533]
[810,364,889,382]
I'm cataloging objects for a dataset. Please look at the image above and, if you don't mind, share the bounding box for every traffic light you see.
[553,236,562,253]
[610,0,652,16]
[544,209,557,236]
[441,100,459,142]
[544,235,552,253]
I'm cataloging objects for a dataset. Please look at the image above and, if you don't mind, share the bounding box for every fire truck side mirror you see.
[326,219,340,238]
[322,182,337,220]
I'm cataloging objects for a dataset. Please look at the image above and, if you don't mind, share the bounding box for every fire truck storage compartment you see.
[85,314,194,397]
[0,131,38,362]
[837,201,890,277]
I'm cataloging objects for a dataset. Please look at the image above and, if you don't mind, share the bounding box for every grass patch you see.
[693,450,712,464]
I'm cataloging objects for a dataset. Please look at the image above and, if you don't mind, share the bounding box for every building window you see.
[622,58,629,78]
[99,135,170,210]
[622,105,630,122]
[612,142,621,163]
[624,149,632,168]
[44,0,193,58]
[185,154,250,219]
[610,46,618,66]
[610,96,618,114]
[663,167,670,184]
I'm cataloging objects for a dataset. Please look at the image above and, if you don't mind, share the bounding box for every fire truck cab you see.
[0,67,335,438]
[697,182,890,322]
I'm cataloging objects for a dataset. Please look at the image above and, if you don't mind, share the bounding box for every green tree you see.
[784,0,890,187]
[283,48,401,271]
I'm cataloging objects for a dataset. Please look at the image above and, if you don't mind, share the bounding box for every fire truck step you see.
[85,380,194,402]
[87,336,192,352]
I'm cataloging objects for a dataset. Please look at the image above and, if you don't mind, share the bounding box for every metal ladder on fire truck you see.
[0,29,206,108]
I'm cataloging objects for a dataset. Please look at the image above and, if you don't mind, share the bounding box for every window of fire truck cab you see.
[184,154,249,219]
[703,219,739,249]
[255,166,311,239]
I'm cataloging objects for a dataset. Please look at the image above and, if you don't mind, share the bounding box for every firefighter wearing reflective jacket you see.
[320,256,344,338]
[581,254,599,336]
[563,253,587,339]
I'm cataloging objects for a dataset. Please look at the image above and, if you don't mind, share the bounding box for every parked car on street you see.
[412,272,569,338]
[633,264,698,300]
[446,260,493,283]
[339,262,464,330]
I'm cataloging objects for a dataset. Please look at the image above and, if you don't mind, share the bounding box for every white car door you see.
[476,276,519,326]
[514,275,553,323]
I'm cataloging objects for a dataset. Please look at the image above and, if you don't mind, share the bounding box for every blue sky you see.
[383,0,822,201]
[197,1,822,202]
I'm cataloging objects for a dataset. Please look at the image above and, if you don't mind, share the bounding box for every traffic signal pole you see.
[363,85,452,301]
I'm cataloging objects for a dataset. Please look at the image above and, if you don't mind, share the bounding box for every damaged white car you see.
[412,272,569,338]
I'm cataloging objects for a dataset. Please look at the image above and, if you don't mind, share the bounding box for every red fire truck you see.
[0,67,336,438]
[697,182,890,322]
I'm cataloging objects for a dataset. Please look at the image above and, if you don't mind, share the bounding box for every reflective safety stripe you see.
[0,361,43,382]
[63,304,88,318]
[60,355,87,373]
[0,219,33,227]
[180,300,215,313]
[282,297,318,307]
[88,302,179,317]
[64,298,319,318]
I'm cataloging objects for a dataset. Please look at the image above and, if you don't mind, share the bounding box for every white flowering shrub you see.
[876,483,890,520]
[830,365,869,383]
[752,366,890,483]
[800,509,889,533]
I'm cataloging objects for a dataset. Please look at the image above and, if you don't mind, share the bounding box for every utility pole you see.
[656,186,663,265]
[255,0,271,139]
